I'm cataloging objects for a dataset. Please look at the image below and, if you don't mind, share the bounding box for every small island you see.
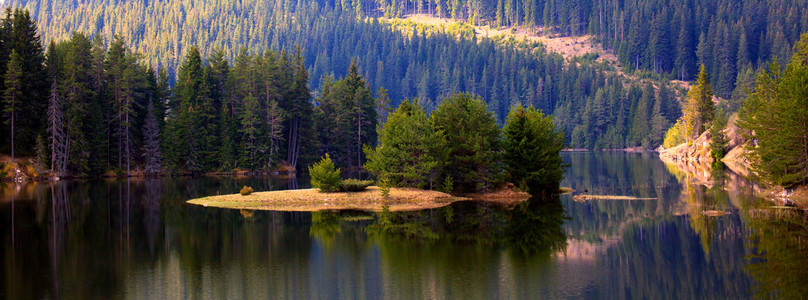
[188,186,470,212]
[188,94,562,213]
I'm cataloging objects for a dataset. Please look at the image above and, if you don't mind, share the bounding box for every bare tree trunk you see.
[357,117,362,169]
[10,112,14,163]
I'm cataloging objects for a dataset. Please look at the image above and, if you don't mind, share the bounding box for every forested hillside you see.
[1,0,684,152]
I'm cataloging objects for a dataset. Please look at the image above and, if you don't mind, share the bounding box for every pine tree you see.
[431,93,501,192]
[3,50,22,163]
[364,99,447,189]
[630,82,654,147]
[239,94,263,169]
[684,65,715,139]
[62,33,94,174]
[142,101,163,176]
[738,33,808,187]
[6,9,47,157]
[266,100,285,168]
[167,46,204,172]
[502,104,566,194]
[375,86,392,125]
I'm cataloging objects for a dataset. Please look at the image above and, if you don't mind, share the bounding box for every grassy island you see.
[188,186,472,212]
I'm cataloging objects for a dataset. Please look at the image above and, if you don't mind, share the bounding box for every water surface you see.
[1,152,806,299]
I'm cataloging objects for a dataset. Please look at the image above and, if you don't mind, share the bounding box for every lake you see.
[1,152,806,299]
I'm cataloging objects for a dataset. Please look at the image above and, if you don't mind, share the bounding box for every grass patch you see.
[187,186,470,212]
[338,179,373,192]
[573,194,657,201]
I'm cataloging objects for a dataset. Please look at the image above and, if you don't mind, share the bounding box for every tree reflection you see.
[310,210,342,250]
[366,196,567,257]
[744,207,808,299]
[506,196,568,255]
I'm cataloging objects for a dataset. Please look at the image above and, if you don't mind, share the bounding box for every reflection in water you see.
[744,206,808,299]
[0,152,806,298]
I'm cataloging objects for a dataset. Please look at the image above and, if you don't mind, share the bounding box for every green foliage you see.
[663,119,687,148]
[3,50,22,161]
[338,179,374,192]
[308,154,342,193]
[431,93,501,192]
[3,1,696,152]
[709,107,728,162]
[240,186,254,196]
[738,32,808,187]
[314,61,377,169]
[440,176,454,194]
[502,105,567,193]
[378,177,391,197]
[684,65,715,139]
[364,99,447,189]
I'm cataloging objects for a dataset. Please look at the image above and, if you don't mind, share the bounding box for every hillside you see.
[1,0,685,151]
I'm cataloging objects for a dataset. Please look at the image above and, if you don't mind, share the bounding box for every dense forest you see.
[2,0,684,151]
[0,7,391,176]
[10,0,807,102]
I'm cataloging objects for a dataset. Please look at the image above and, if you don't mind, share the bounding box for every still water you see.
[1,152,806,299]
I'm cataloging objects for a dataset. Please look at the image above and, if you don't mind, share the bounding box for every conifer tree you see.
[62,33,94,174]
[364,99,447,189]
[3,50,22,163]
[738,33,808,187]
[502,105,566,193]
[142,101,163,176]
[239,94,263,169]
[684,65,715,139]
[431,93,501,192]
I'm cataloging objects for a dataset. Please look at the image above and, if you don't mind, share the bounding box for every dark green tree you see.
[431,93,501,192]
[502,105,566,194]
[738,33,808,187]
[364,99,448,189]
[3,50,22,162]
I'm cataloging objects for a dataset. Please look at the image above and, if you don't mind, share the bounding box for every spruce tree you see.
[738,33,808,187]
[502,105,566,194]
[239,94,263,169]
[431,93,501,192]
[3,50,22,163]
[142,101,163,176]
[684,65,715,139]
[364,99,447,189]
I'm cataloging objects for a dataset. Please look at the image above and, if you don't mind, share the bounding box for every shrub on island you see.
[240,186,254,195]
[309,154,342,193]
[338,179,374,192]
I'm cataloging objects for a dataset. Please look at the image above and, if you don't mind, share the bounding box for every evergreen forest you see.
[2,0,808,178]
[2,0,689,151]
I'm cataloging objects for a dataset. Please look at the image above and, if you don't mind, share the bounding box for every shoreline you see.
[188,184,534,213]
[562,147,655,152]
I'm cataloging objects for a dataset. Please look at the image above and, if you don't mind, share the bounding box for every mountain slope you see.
[3,0,682,149]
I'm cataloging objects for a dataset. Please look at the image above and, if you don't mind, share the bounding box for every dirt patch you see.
[391,14,617,63]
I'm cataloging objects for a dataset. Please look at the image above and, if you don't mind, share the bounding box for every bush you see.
[240,186,254,195]
[339,179,374,192]
[663,119,687,148]
[308,154,342,193]
[378,177,391,197]
[440,176,454,194]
